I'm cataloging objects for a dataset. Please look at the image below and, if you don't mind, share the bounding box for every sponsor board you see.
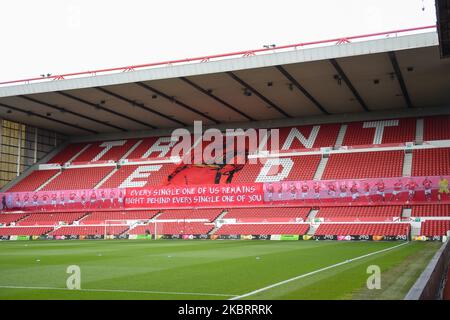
[217,234,240,240]
[134,234,153,240]
[280,235,299,241]
[254,234,271,240]
[313,235,337,241]
[313,234,408,241]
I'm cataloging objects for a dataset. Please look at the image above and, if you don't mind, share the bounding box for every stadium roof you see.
[0,26,449,136]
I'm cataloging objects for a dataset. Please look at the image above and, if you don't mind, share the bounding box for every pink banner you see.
[125,183,263,209]
[264,176,450,204]
[1,175,448,212]
[1,188,124,211]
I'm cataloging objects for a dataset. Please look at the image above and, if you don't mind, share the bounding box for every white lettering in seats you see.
[119,165,163,188]
[362,120,399,144]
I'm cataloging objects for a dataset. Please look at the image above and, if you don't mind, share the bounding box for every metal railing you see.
[0,25,436,87]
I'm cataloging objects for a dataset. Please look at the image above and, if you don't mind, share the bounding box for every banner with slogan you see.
[1,175,448,212]
[0,188,125,211]
[263,175,450,204]
[125,183,264,209]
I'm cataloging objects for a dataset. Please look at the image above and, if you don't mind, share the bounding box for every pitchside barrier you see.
[405,238,450,300]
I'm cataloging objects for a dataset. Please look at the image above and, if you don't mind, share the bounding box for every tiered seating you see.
[420,220,450,237]
[233,155,321,183]
[273,124,341,150]
[315,223,410,236]
[224,207,311,221]
[412,148,450,176]
[129,222,213,235]
[126,137,179,159]
[72,140,138,162]
[80,211,157,224]
[411,205,450,217]
[322,151,403,179]
[342,119,416,146]
[215,223,309,235]
[0,226,53,236]
[156,209,223,222]
[48,143,88,164]
[99,164,175,188]
[50,225,128,236]
[316,206,403,221]
[423,115,450,141]
[7,170,58,192]
[41,167,114,190]
[17,212,86,226]
[0,213,29,225]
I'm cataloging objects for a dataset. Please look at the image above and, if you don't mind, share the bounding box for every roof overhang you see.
[0,30,449,136]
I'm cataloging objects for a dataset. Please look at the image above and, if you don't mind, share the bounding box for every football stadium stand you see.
[1,27,449,242]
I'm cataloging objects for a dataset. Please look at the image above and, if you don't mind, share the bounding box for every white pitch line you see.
[230,241,410,300]
[0,285,237,297]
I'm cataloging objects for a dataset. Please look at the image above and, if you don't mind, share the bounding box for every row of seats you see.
[49,143,88,164]
[215,223,310,235]
[41,167,114,191]
[8,170,59,192]
[156,209,223,222]
[0,220,448,237]
[411,205,450,217]
[0,213,29,225]
[322,151,404,179]
[130,222,214,235]
[0,227,53,236]
[412,148,450,176]
[18,212,86,226]
[80,210,158,224]
[420,220,450,237]
[233,155,321,183]
[342,118,416,146]
[224,207,311,220]
[423,115,450,141]
[50,225,129,236]
[316,206,403,221]
[99,164,175,189]
[315,223,410,236]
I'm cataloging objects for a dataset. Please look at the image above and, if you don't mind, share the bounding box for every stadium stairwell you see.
[94,168,119,189]
[415,119,424,144]
[305,209,319,222]
[313,156,329,180]
[334,124,348,148]
[35,171,62,191]
[402,152,413,177]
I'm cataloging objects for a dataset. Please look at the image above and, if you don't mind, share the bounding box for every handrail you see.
[0,25,436,87]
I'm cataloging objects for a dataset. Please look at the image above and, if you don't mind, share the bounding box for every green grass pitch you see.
[0,240,440,300]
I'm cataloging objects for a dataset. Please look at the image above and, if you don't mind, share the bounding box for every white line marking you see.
[230,241,410,300]
[0,285,237,297]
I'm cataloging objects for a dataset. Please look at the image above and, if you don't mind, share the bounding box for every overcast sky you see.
[0,0,437,83]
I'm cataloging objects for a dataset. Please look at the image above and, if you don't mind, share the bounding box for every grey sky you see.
[0,0,436,82]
